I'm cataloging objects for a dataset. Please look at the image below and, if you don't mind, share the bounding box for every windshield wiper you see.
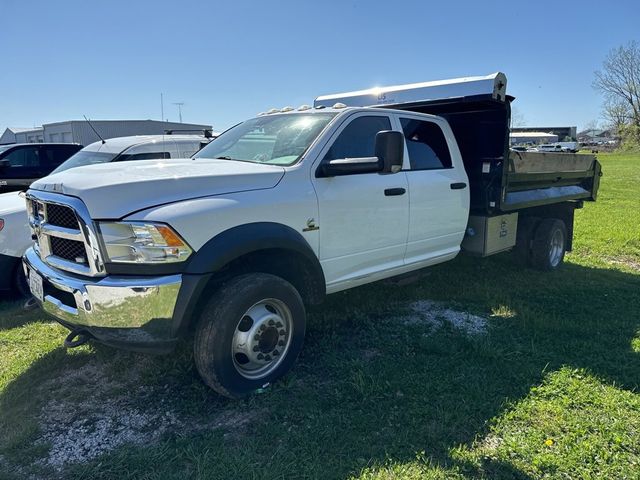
[214,156,236,160]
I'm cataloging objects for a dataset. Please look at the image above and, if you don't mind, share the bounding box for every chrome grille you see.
[26,191,106,277]
[50,237,87,264]
[46,203,78,229]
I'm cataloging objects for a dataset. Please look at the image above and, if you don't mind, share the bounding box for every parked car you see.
[0,143,82,194]
[0,191,31,294]
[22,72,600,398]
[0,134,215,294]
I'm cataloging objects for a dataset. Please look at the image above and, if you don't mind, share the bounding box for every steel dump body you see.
[315,72,601,215]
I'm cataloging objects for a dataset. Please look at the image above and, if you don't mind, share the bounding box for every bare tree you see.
[593,41,640,127]
[603,96,632,131]
[510,106,526,127]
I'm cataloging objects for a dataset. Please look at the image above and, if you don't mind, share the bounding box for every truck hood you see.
[30,159,285,218]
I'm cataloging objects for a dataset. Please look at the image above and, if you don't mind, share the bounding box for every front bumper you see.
[23,247,183,353]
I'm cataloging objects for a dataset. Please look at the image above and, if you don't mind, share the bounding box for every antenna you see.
[160,93,164,122]
[173,102,184,123]
[83,115,105,144]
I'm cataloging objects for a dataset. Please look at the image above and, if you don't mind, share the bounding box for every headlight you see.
[98,222,192,264]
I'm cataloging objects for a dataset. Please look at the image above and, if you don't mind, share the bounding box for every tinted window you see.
[2,147,40,167]
[324,116,392,161]
[400,118,452,170]
[117,152,171,161]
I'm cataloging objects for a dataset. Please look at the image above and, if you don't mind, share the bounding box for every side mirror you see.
[375,130,404,173]
[0,159,9,171]
[321,156,382,177]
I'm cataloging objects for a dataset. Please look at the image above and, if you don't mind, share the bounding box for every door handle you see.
[384,188,406,196]
[450,182,467,190]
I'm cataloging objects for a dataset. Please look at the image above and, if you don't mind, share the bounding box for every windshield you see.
[0,145,13,154]
[195,113,336,166]
[50,150,118,174]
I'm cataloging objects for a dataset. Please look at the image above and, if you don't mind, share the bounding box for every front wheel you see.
[194,273,306,398]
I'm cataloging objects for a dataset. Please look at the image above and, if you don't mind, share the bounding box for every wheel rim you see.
[231,298,293,380]
[548,228,564,267]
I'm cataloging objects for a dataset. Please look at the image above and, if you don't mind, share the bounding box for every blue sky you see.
[1,0,638,134]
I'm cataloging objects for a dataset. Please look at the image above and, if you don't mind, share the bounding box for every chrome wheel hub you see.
[549,228,564,267]
[231,298,292,380]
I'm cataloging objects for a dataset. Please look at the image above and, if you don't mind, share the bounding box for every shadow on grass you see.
[0,254,638,479]
[0,295,46,331]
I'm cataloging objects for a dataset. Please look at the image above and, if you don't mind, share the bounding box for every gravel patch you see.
[35,361,253,470]
[404,300,487,336]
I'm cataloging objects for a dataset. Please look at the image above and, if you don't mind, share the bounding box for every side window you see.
[177,141,203,158]
[400,118,452,170]
[116,142,176,162]
[40,146,68,167]
[117,151,171,161]
[3,147,40,168]
[324,116,392,161]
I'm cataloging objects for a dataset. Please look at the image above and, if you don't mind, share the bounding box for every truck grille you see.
[50,237,87,263]
[46,203,78,229]
[27,192,106,277]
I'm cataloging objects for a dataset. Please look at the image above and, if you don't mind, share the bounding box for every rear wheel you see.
[194,273,306,398]
[530,219,567,271]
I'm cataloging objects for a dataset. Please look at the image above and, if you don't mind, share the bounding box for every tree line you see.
[593,41,640,149]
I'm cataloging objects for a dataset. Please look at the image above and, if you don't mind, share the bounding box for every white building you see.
[0,127,44,144]
[1,120,212,146]
[510,131,559,145]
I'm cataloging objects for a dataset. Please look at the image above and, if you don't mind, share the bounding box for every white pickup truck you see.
[23,73,601,397]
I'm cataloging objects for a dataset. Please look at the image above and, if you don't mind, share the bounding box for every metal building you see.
[41,120,212,146]
[0,127,44,144]
[511,126,577,142]
[2,120,212,145]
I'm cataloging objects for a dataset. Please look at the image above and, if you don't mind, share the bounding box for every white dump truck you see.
[23,73,600,397]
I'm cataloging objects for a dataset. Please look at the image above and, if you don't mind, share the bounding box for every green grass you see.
[1,153,639,479]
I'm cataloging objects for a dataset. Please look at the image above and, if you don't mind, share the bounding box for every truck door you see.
[397,115,469,264]
[312,113,409,289]
[0,145,42,192]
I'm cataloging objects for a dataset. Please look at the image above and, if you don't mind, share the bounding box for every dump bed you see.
[314,72,601,215]
[502,150,600,211]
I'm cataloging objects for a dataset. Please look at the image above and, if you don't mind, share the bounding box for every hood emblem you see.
[43,182,64,193]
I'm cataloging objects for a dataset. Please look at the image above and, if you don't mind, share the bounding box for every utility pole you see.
[173,102,184,123]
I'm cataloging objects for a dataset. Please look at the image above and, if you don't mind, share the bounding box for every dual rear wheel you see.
[515,217,568,271]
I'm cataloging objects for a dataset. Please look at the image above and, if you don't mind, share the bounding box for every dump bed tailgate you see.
[500,151,601,211]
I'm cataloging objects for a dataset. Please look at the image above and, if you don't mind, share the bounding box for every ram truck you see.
[23,73,600,398]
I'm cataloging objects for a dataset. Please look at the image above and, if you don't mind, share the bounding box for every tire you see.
[512,217,537,266]
[14,263,30,298]
[194,273,306,398]
[530,218,567,271]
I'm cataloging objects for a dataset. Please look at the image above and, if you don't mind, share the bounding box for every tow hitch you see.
[63,330,92,348]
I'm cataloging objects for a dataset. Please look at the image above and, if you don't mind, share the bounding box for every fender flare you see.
[185,222,323,280]
[172,222,326,335]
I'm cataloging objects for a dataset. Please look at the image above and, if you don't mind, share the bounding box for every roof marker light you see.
[267,108,279,114]
[314,105,326,109]
[280,106,294,112]
[332,102,347,109]
[297,104,311,111]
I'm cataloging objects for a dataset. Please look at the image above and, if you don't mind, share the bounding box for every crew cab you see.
[0,143,82,193]
[22,73,600,397]
[1,134,214,295]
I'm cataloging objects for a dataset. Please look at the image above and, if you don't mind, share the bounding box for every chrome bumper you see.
[23,247,182,352]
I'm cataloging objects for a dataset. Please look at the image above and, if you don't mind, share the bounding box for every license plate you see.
[29,269,44,302]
